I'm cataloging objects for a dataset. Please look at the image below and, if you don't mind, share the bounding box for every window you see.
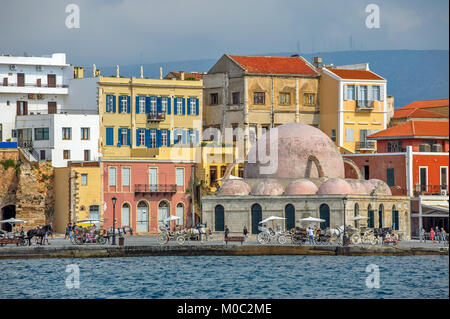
[209,166,217,186]
[176,203,184,226]
[210,93,218,105]
[220,165,227,178]
[190,98,196,115]
[109,167,116,186]
[303,93,316,106]
[232,92,240,105]
[232,123,238,141]
[189,130,196,144]
[122,167,130,187]
[120,96,128,113]
[122,203,130,227]
[279,93,290,105]
[81,174,87,186]
[345,128,354,142]
[331,129,336,142]
[238,165,244,178]
[40,150,45,160]
[176,168,184,187]
[441,167,448,191]
[363,165,370,180]
[150,130,157,148]
[345,85,355,100]
[63,150,70,160]
[62,127,71,140]
[176,131,183,144]
[81,128,90,140]
[358,85,368,102]
[11,130,17,138]
[139,97,146,113]
[17,101,27,115]
[106,95,115,113]
[150,97,157,114]
[161,130,168,147]
[387,141,402,152]
[84,150,90,161]
[249,125,257,144]
[253,92,265,105]
[372,86,380,101]
[387,168,395,186]
[120,128,129,146]
[419,167,428,192]
[139,129,145,146]
[176,98,183,115]
[48,102,56,114]
[161,97,168,113]
[34,128,49,141]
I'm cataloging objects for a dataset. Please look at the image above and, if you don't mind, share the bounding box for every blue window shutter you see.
[118,96,122,112]
[127,128,131,145]
[145,129,150,148]
[136,129,140,145]
[112,95,116,113]
[145,97,150,114]
[195,130,199,143]
[157,130,162,147]
[187,98,191,115]
[106,128,113,145]
[136,96,140,113]
[167,129,171,146]
[182,98,185,115]
[127,96,131,113]
[182,130,187,144]
[196,98,199,115]
[167,97,171,114]
[117,128,122,146]
[174,98,178,115]
[157,97,162,113]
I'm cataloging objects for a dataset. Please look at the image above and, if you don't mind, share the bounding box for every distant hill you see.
[91,50,449,109]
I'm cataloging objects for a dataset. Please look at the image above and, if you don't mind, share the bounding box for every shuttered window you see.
[387,168,395,186]
[106,128,114,146]
[345,128,354,142]
[176,168,184,187]
[109,167,116,186]
[122,167,130,187]
[345,85,355,100]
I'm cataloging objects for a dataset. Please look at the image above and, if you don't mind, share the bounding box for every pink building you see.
[102,160,195,234]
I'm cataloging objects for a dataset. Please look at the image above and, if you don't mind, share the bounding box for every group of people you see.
[420,226,448,243]
[65,223,98,242]
[223,225,248,240]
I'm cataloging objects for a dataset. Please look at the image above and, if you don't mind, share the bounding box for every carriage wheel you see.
[368,235,377,245]
[257,232,270,244]
[277,235,287,245]
[158,234,169,245]
[97,236,107,245]
[350,234,362,245]
[176,236,186,245]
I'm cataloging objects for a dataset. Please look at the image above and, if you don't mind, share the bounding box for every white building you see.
[0,53,72,142]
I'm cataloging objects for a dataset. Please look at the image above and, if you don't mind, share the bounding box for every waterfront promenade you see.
[0,235,448,259]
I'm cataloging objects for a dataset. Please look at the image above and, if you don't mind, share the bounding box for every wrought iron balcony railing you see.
[134,184,177,193]
[356,141,376,150]
[147,112,165,122]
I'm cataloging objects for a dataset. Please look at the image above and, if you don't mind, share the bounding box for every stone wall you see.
[0,149,19,211]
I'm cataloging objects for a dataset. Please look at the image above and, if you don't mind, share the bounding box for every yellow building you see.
[54,162,103,233]
[319,64,388,154]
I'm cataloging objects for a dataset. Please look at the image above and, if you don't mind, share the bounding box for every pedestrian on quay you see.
[440,228,446,243]
[420,227,426,243]
[308,227,314,245]
[430,227,435,243]
[65,223,71,239]
[435,226,440,243]
[43,232,50,245]
[224,225,230,239]
[243,226,248,241]
[20,226,25,238]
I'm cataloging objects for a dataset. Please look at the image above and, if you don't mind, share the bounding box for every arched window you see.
[368,205,374,228]
[251,204,262,234]
[354,203,359,228]
[378,204,384,228]
[136,201,148,232]
[176,203,184,226]
[319,204,330,230]
[392,205,399,230]
[158,200,170,226]
[214,205,224,231]
[285,204,295,231]
[121,203,130,227]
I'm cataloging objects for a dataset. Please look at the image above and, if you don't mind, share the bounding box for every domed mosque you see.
[201,123,410,239]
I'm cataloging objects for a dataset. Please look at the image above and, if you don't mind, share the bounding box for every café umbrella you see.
[348,215,369,221]
[259,216,286,232]
[0,218,28,226]
[164,216,181,223]
[297,216,326,223]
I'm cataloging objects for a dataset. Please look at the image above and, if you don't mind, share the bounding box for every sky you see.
[0,0,448,66]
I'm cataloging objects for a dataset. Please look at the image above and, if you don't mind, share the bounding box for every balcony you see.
[356,140,376,150]
[415,184,448,196]
[134,184,177,194]
[147,112,165,122]
[356,100,374,111]
[0,83,68,94]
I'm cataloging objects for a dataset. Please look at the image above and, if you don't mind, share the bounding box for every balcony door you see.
[47,74,56,88]
[17,73,24,86]
[419,167,428,192]
[48,102,56,114]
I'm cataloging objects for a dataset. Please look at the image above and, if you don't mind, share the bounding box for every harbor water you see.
[0,255,448,299]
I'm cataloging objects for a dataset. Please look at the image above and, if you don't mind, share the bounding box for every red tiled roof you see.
[368,120,449,139]
[400,98,449,110]
[327,68,384,80]
[228,55,317,75]
[393,108,448,119]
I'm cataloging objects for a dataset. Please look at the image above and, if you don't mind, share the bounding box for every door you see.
[149,167,157,191]
[17,73,24,86]
[319,204,330,230]
[47,74,56,88]
[121,204,130,227]
[48,101,56,114]
[378,205,384,228]
[419,167,428,192]
[285,204,295,231]
[136,201,148,232]
[214,205,224,231]
[84,150,90,161]
[158,201,169,227]
[251,204,262,234]
[392,208,399,231]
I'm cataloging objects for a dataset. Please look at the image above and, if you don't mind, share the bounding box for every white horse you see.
[328,225,345,237]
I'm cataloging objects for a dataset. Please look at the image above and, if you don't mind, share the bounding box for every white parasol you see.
[348,215,369,221]
[297,216,326,223]
[164,215,181,223]
[259,216,286,224]
[0,218,28,225]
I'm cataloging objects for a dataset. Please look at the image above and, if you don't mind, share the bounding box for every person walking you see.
[440,228,446,243]
[420,227,426,243]
[224,225,230,239]
[430,227,435,243]
[65,223,71,239]
[308,227,314,245]
[435,226,440,243]
[243,226,248,241]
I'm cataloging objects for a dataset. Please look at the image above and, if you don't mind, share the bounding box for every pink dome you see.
[368,179,392,195]
[359,179,376,194]
[245,123,345,179]
[284,179,319,195]
[317,178,353,195]
[218,180,251,196]
[251,179,285,195]
[345,179,370,195]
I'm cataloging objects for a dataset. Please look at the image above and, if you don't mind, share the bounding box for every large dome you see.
[284,179,319,195]
[244,123,344,179]
[217,180,251,196]
[317,178,353,195]
[251,179,285,196]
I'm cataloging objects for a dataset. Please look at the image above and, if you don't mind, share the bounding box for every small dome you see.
[284,179,319,195]
[317,178,353,195]
[345,179,370,195]
[218,180,251,196]
[251,179,285,196]
[368,179,392,196]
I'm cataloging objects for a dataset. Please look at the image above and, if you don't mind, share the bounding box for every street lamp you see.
[111,197,117,245]
[343,196,348,246]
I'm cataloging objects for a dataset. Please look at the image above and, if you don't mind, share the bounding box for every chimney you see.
[93,64,96,77]
[160,67,163,79]
[313,57,322,68]
[180,71,185,81]
[140,66,143,78]
[116,65,119,78]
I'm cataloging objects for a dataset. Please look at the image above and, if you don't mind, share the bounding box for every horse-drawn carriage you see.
[0,231,27,247]
[288,227,335,245]
[157,225,209,245]
[257,225,289,244]
[71,219,132,245]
